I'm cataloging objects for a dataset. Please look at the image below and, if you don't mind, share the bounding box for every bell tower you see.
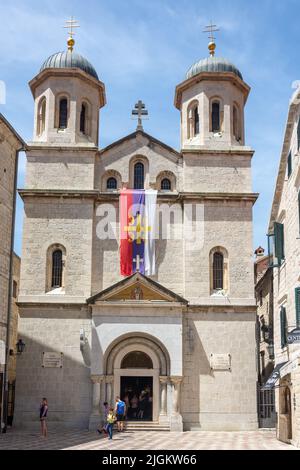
[29,20,105,147]
[175,27,250,150]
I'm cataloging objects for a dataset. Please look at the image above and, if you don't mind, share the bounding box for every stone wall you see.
[13,305,91,429]
[182,309,258,430]
[19,197,94,299]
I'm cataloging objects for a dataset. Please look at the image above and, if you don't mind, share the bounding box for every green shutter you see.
[287,152,292,178]
[280,306,287,348]
[274,222,285,265]
[295,287,300,328]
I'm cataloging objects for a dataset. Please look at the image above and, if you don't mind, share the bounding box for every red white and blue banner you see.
[120,189,157,277]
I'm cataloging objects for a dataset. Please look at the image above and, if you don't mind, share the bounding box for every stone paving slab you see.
[0,429,298,450]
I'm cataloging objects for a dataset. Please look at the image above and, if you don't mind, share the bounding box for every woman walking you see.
[40,398,48,438]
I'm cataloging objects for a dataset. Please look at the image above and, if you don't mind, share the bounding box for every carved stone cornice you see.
[170,376,183,385]
[105,375,114,384]
[159,376,169,384]
[90,375,105,384]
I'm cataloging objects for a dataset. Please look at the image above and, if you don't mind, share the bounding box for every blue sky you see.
[0,0,298,256]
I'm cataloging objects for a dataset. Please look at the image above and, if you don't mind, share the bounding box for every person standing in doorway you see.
[114,396,126,432]
[40,397,48,438]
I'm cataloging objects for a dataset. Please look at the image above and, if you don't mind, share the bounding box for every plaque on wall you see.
[42,352,63,368]
[210,353,231,371]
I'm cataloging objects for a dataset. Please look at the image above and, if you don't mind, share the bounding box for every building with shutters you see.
[254,247,275,428]
[0,114,24,432]
[268,86,300,447]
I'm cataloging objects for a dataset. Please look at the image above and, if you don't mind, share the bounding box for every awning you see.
[261,362,288,390]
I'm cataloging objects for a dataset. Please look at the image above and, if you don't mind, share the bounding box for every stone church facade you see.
[14,39,258,431]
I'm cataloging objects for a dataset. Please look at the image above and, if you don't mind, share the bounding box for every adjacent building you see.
[254,247,275,428]
[0,114,24,431]
[14,36,258,432]
[7,253,21,425]
[268,86,300,447]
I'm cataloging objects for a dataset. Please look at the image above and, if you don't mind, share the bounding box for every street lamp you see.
[9,339,25,356]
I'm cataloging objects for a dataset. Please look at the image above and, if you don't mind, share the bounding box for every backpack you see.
[117,400,125,414]
[107,413,115,424]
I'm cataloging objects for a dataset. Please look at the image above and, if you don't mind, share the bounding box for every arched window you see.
[187,102,199,139]
[233,105,240,140]
[161,178,171,191]
[211,101,220,132]
[80,103,86,134]
[121,351,153,369]
[194,107,200,136]
[134,162,144,189]
[59,98,68,129]
[107,177,117,190]
[37,97,46,136]
[213,252,224,290]
[51,249,63,288]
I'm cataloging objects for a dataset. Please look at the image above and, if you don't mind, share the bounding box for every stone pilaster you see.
[159,376,169,424]
[170,376,183,431]
[105,375,114,407]
[89,375,104,430]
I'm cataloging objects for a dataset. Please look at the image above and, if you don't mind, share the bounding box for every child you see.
[106,408,116,440]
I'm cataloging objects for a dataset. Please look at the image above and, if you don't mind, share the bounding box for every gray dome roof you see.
[40,51,99,80]
[186,56,243,81]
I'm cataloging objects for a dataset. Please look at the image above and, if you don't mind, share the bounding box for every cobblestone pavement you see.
[0,429,298,450]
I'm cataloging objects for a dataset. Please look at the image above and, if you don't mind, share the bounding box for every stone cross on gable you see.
[131,100,148,131]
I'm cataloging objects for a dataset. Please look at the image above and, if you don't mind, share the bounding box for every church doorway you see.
[121,376,153,421]
[112,346,160,422]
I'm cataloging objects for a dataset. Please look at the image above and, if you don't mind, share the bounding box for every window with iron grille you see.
[59,98,68,129]
[212,102,220,132]
[213,252,223,290]
[134,162,144,189]
[80,103,86,133]
[52,250,63,288]
[194,107,199,135]
[161,178,171,191]
[107,177,117,190]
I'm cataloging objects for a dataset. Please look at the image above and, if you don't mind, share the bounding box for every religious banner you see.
[120,189,157,276]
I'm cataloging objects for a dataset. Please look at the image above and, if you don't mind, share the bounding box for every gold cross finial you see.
[203,21,219,56]
[64,16,80,52]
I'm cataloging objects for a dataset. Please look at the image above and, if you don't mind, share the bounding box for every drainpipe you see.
[1,146,23,433]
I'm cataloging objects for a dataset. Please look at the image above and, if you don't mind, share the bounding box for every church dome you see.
[40,51,99,80]
[186,56,243,81]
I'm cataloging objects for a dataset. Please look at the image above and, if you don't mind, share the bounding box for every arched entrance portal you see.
[104,335,170,423]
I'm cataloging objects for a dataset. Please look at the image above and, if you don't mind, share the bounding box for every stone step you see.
[122,421,170,431]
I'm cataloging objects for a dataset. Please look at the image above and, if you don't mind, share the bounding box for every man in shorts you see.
[114,396,126,432]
